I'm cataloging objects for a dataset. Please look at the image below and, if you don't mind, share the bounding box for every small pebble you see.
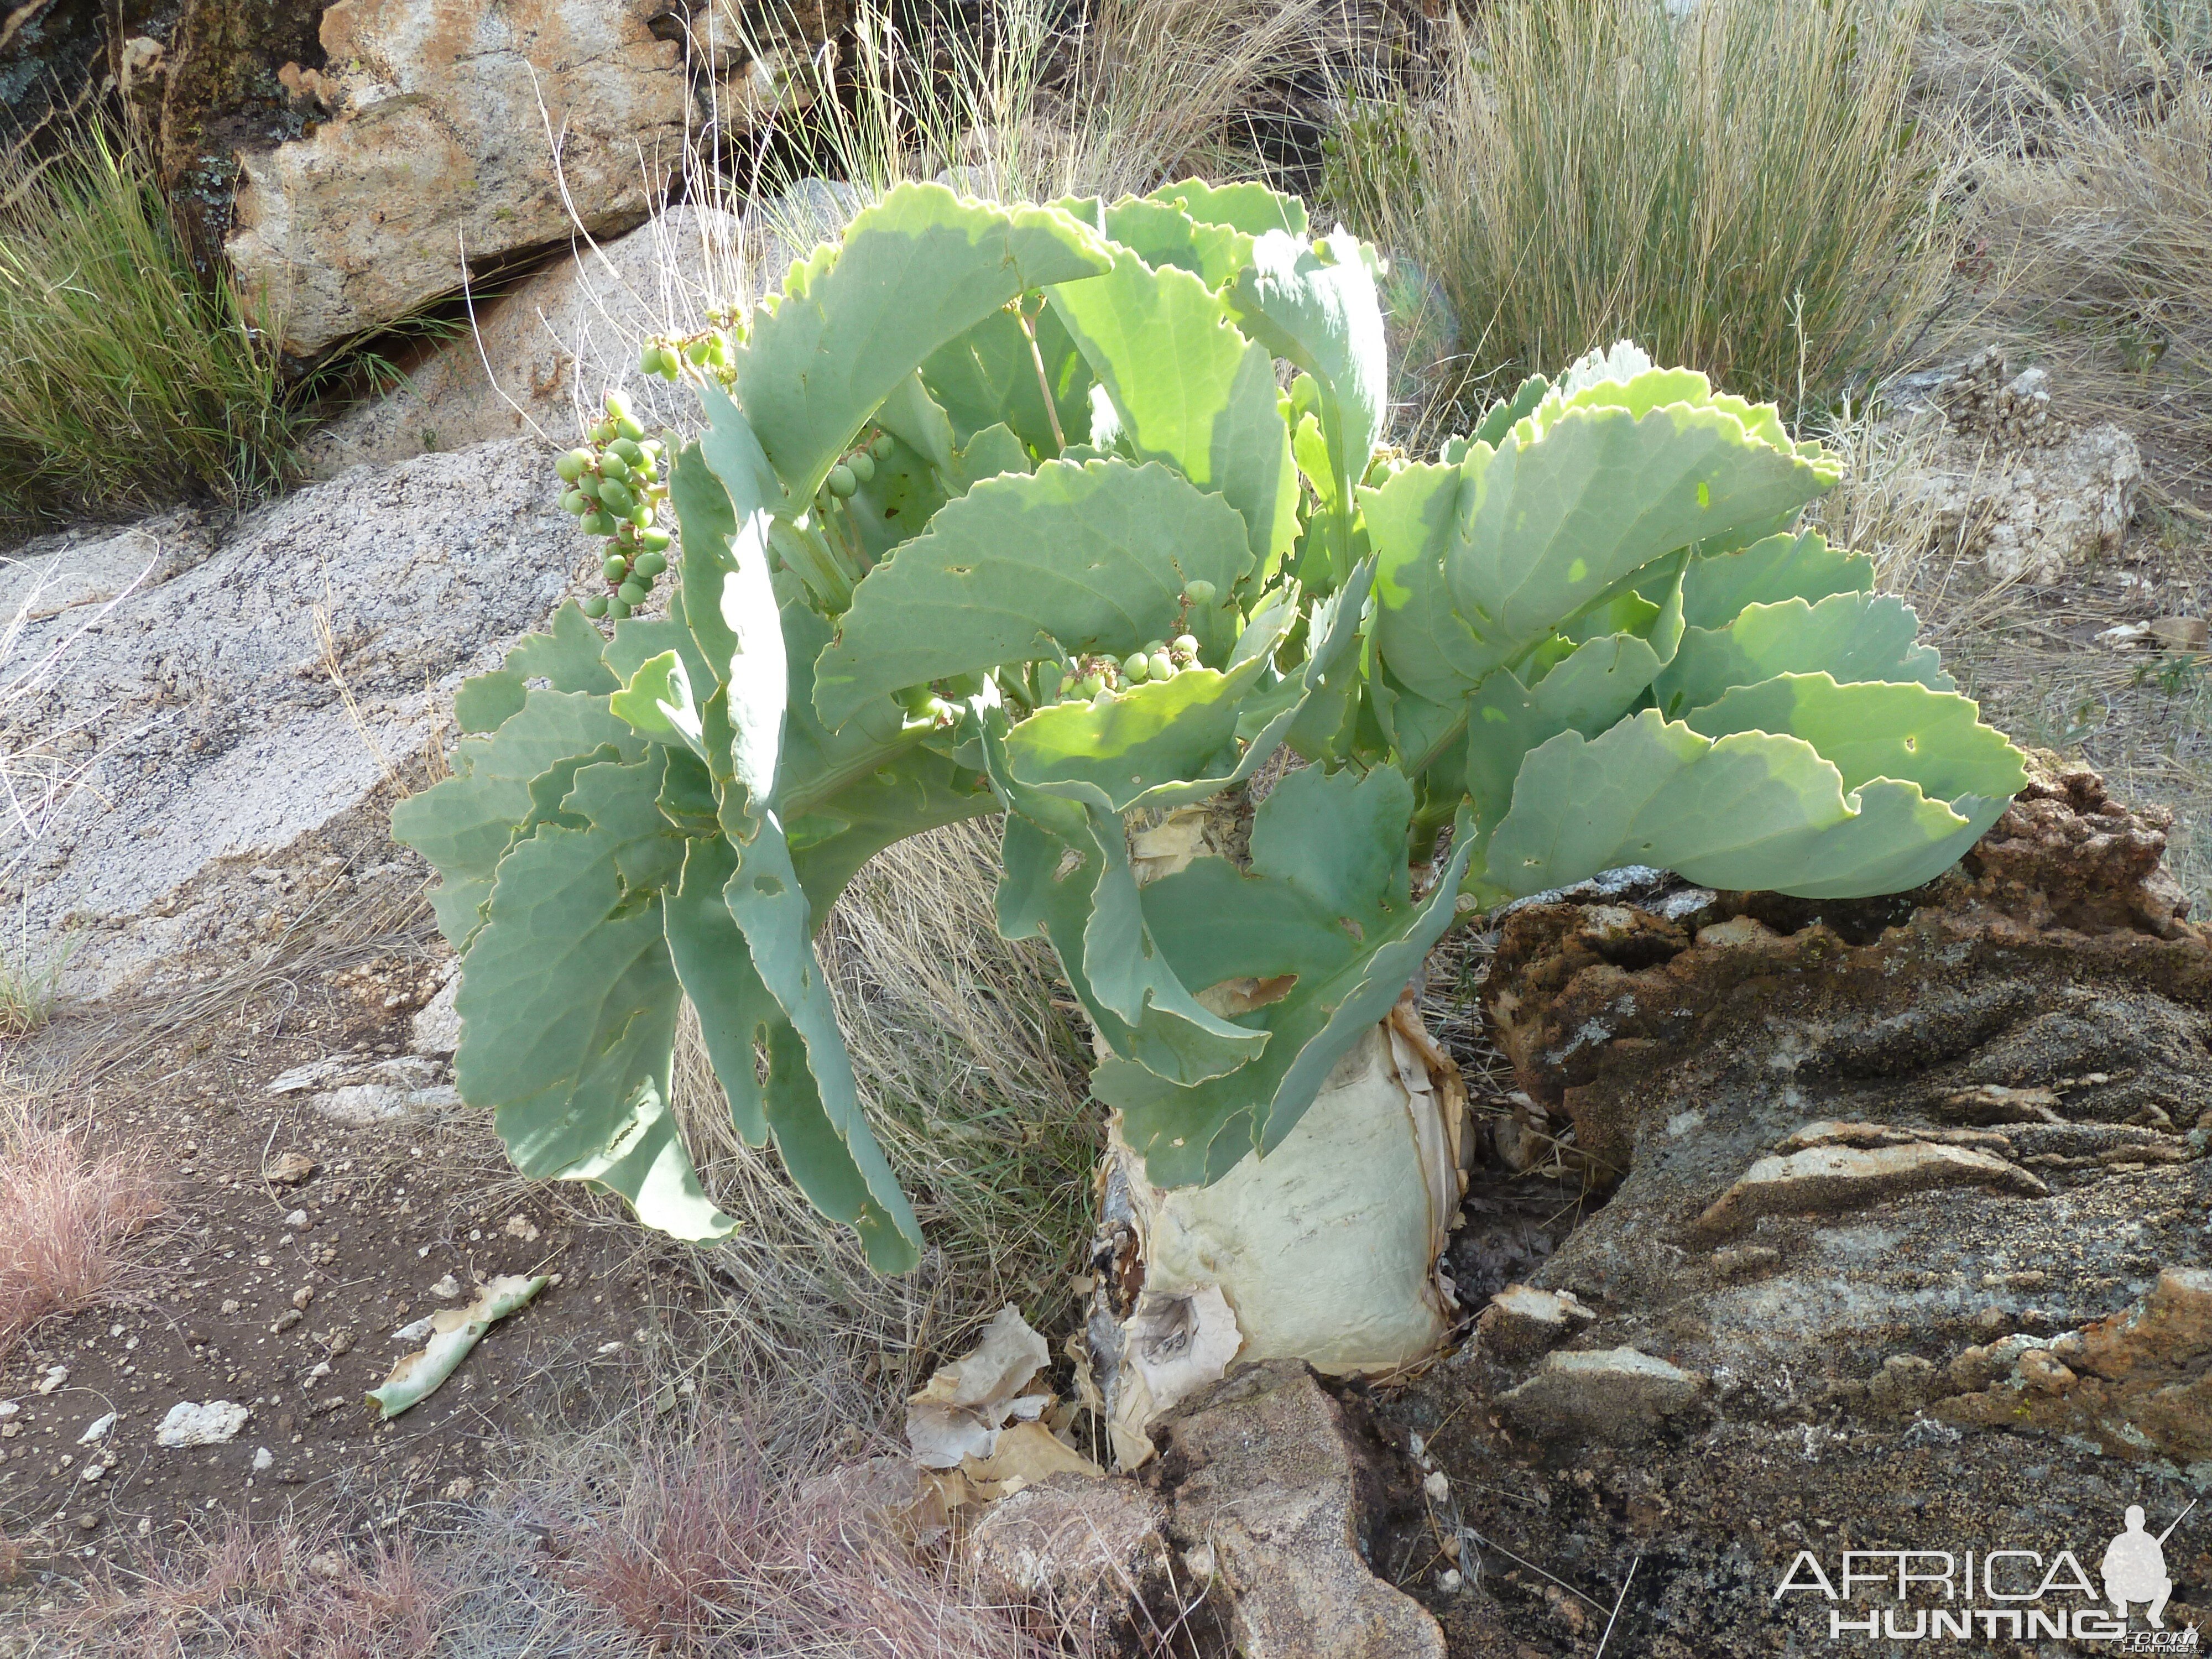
[77,1412,115,1446]
[77,1513,99,1532]
[1423,1470,1451,1503]
[284,1210,310,1230]
[429,1274,461,1300]
[38,1365,68,1394]
[292,1286,315,1310]
[1439,1568,1463,1593]
[252,1447,274,1473]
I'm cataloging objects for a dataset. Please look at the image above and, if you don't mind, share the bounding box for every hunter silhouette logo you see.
[2104,1503,2193,1631]
[1775,1498,2200,1644]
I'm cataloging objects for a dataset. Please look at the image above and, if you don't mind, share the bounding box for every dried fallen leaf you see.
[905,1305,1050,1469]
[367,1274,547,1420]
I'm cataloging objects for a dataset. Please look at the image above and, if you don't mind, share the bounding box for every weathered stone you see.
[1884,348,2145,583]
[967,1474,1170,1611]
[1690,1141,2049,1239]
[156,1400,247,1447]
[1161,1363,1444,1659]
[302,205,747,476]
[410,972,462,1056]
[1497,1348,1704,1443]
[224,0,689,358]
[1395,755,2212,1649]
[1473,1284,1596,1363]
[1,441,581,999]
[1937,1268,2212,1461]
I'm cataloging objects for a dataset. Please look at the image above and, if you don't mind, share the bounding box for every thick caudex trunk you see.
[1085,809,1471,1467]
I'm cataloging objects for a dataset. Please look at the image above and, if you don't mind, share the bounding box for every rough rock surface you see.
[223,0,688,358]
[1,441,583,999]
[1390,754,2210,1653]
[1158,1363,1446,1659]
[1890,348,2143,583]
[303,206,746,476]
[967,1474,1171,1615]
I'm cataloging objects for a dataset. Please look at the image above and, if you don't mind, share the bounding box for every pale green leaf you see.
[812,458,1254,729]
[732,184,1112,504]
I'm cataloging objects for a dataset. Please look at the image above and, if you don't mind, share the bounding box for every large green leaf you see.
[995,597,1293,811]
[1686,673,2026,802]
[452,604,619,734]
[812,458,1254,729]
[392,691,641,947]
[1654,592,1953,717]
[1365,461,1490,703]
[1442,391,1836,675]
[1228,231,1386,581]
[1047,247,1298,575]
[920,304,1093,455]
[1483,702,2019,900]
[1679,529,1873,630]
[1146,177,1309,238]
[452,755,731,1241]
[1092,768,1477,1187]
[984,726,1270,1086]
[732,185,1111,505]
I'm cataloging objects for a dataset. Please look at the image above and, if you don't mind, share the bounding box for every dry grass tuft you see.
[1952,64,2212,493]
[0,124,303,522]
[607,818,1095,1464]
[0,1093,163,1358]
[58,1522,451,1659]
[556,1426,1084,1657]
[1334,0,1952,418]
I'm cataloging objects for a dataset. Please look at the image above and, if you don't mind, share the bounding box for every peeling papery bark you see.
[367,1274,547,1420]
[1091,1006,1468,1468]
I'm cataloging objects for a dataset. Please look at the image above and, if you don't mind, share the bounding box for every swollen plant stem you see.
[1016,301,1068,451]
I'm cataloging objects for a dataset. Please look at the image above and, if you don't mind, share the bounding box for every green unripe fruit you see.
[628,504,653,528]
[896,684,937,714]
[618,580,648,607]
[1172,633,1199,658]
[598,455,632,484]
[635,550,667,577]
[598,479,635,512]
[704,334,728,367]
[638,526,672,551]
[556,449,591,483]
[581,511,616,536]
[604,390,636,421]
[871,432,895,459]
[826,463,857,498]
[609,437,644,465]
[1122,651,1150,682]
[607,597,632,620]
[581,593,608,619]
[639,343,662,377]
[685,337,712,365]
[1149,650,1174,681]
[847,450,876,484]
[561,489,591,515]
[614,415,646,442]
[1078,674,1103,699]
[589,421,616,444]
[1184,578,1217,606]
[603,554,630,581]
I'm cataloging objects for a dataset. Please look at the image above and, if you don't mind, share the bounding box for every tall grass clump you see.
[724,0,1328,217]
[0,1093,163,1358]
[1333,0,1953,418]
[0,125,303,522]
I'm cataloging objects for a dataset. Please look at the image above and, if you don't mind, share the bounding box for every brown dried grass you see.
[55,1522,451,1659]
[0,1093,163,1358]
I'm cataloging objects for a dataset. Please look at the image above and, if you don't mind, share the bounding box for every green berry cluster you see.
[555,391,672,621]
[818,431,893,512]
[1050,628,1203,705]
[637,310,743,383]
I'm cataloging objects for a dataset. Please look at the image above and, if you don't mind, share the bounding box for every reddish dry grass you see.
[0,1106,163,1358]
[572,1430,1088,1658]
[62,1522,452,1659]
